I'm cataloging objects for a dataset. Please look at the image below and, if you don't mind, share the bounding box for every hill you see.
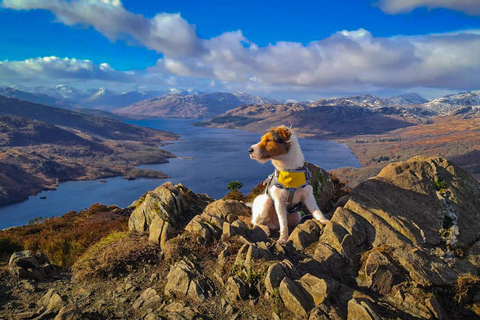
[1,157,480,319]
[115,92,280,119]
[197,103,415,139]
[0,95,179,205]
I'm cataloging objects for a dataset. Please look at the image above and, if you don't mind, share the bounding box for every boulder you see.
[129,182,213,234]
[287,219,323,251]
[265,260,300,294]
[304,162,335,213]
[54,304,82,320]
[164,260,210,302]
[279,277,314,317]
[133,288,162,310]
[9,250,54,281]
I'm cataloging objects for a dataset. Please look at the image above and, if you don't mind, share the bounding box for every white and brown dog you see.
[249,125,329,244]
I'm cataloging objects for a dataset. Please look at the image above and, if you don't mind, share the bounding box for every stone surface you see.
[164,260,209,302]
[265,260,299,294]
[226,276,248,301]
[299,273,329,306]
[347,298,382,320]
[288,219,323,251]
[133,288,162,310]
[279,277,314,317]
[129,182,213,232]
[54,304,82,320]
[37,289,64,312]
[9,250,54,281]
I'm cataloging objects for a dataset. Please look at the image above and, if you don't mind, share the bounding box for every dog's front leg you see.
[273,201,289,245]
[303,186,329,225]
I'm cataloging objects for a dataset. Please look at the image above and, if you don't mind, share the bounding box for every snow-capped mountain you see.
[34,85,89,101]
[232,92,280,105]
[388,93,429,106]
[0,86,73,109]
[312,93,429,109]
[420,90,480,115]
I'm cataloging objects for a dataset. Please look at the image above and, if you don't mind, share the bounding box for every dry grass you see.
[0,204,130,267]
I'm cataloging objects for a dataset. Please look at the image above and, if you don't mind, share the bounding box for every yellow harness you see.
[266,166,311,213]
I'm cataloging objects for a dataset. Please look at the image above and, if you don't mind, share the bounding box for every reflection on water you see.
[0,118,360,229]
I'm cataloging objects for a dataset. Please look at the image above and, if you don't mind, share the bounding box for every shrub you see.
[0,236,23,257]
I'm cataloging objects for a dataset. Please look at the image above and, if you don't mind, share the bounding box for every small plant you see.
[227,180,244,192]
[28,216,46,225]
[435,178,447,192]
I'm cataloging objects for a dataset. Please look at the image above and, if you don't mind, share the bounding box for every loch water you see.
[0,119,360,229]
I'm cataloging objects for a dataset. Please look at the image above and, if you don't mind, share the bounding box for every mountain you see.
[232,92,280,105]
[197,102,415,138]
[115,92,246,118]
[419,89,480,115]
[310,93,429,109]
[2,157,480,319]
[387,92,429,105]
[35,84,90,101]
[0,87,73,109]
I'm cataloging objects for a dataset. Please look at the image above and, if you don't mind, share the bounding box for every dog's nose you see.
[248,148,254,154]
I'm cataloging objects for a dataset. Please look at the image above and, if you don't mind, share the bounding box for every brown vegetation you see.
[0,203,129,267]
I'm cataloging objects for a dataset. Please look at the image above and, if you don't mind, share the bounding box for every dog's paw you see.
[318,217,329,225]
[276,238,288,245]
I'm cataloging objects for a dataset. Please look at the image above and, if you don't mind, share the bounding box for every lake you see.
[0,118,360,229]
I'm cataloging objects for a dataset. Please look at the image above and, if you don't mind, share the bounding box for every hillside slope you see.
[0,95,179,205]
[2,157,480,319]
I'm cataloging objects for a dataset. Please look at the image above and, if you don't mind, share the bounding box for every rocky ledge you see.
[2,156,480,319]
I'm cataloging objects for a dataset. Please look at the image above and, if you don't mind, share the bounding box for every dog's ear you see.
[276,126,291,142]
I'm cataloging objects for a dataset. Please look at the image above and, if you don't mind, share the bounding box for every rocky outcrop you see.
[129,182,213,247]
[4,157,480,320]
[9,250,56,281]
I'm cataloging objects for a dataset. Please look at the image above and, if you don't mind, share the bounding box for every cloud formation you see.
[2,0,480,97]
[2,0,203,57]
[0,56,131,83]
[378,0,480,15]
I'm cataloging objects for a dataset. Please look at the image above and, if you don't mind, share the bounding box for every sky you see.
[0,0,479,100]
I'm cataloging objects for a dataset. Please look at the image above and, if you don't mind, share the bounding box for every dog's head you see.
[249,125,292,163]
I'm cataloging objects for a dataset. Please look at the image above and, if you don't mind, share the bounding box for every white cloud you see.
[377,0,480,15]
[2,0,480,98]
[0,56,131,83]
[1,0,203,57]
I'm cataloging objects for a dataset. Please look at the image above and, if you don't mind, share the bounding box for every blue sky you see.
[0,0,479,100]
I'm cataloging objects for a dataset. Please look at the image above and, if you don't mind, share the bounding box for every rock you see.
[164,260,209,302]
[226,276,248,301]
[304,162,335,213]
[37,289,64,312]
[425,297,449,320]
[298,274,329,306]
[279,277,314,317]
[248,226,270,243]
[129,182,213,233]
[265,260,299,294]
[287,219,323,251]
[149,217,173,248]
[54,304,82,320]
[202,199,250,220]
[164,302,199,320]
[133,288,162,310]
[359,250,404,295]
[347,298,382,320]
[9,250,53,281]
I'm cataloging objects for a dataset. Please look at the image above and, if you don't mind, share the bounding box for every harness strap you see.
[264,166,311,214]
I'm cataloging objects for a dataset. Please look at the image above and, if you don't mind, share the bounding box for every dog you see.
[249,125,329,244]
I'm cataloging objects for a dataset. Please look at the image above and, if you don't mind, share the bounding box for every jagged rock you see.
[149,217,173,248]
[129,182,213,234]
[9,250,53,281]
[425,298,449,320]
[279,277,314,317]
[226,276,248,301]
[37,289,64,313]
[164,302,199,320]
[287,219,323,251]
[304,162,335,212]
[248,226,270,243]
[54,304,82,320]
[347,298,382,320]
[313,156,480,290]
[265,260,299,294]
[359,250,404,295]
[164,260,209,302]
[202,199,250,220]
[133,288,162,310]
[298,274,329,306]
